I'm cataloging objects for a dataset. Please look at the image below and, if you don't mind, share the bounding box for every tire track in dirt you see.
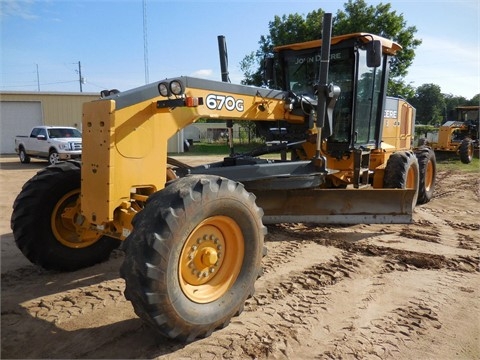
[21,279,127,324]
[221,250,365,359]
[162,228,478,359]
[433,169,479,201]
[396,206,479,257]
[322,265,479,360]
[2,163,479,359]
[1,252,127,328]
[317,297,443,359]
[261,227,306,275]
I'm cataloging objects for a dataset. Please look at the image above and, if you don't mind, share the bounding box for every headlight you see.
[170,80,184,95]
[58,143,71,150]
[158,82,169,97]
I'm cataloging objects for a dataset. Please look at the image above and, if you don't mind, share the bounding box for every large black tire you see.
[384,151,420,206]
[417,138,428,147]
[19,147,30,164]
[11,161,120,271]
[459,138,473,164]
[120,175,266,342]
[415,147,436,205]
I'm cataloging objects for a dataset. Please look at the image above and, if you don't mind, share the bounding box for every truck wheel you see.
[120,175,266,342]
[19,148,30,164]
[384,151,420,206]
[48,150,60,165]
[415,147,436,204]
[11,161,120,271]
[459,138,473,164]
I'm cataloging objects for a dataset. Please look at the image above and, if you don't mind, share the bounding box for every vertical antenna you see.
[315,13,333,169]
[218,35,234,155]
[217,35,230,83]
[143,0,149,84]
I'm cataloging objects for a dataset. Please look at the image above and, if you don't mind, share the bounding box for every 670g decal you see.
[206,94,244,112]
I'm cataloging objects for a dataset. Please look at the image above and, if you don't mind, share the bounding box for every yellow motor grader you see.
[428,106,479,164]
[11,14,436,341]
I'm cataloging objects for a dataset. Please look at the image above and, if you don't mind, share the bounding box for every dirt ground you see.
[1,154,479,359]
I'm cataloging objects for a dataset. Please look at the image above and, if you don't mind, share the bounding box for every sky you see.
[1,0,479,99]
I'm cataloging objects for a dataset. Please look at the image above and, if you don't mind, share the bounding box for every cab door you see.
[35,127,50,157]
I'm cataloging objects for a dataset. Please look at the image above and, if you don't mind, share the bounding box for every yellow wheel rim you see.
[51,189,101,248]
[166,167,177,181]
[179,216,244,303]
[424,159,434,192]
[406,164,417,189]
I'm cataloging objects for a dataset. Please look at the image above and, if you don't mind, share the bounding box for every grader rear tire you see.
[11,161,120,271]
[120,175,266,342]
[415,147,436,204]
[384,151,420,205]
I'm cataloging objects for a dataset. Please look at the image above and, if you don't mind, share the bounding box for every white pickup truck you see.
[14,126,82,165]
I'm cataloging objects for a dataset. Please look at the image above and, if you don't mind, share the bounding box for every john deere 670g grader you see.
[11,14,436,341]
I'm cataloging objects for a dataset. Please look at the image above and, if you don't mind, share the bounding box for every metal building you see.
[0,91,185,154]
[0,91,98,154]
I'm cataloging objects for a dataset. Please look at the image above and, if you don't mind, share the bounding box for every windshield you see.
[354,49,383,144]
[283,44,383,147]
[48,128,82,138]
[283,47,354,142]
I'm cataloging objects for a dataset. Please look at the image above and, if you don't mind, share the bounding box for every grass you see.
[435,155,480,173]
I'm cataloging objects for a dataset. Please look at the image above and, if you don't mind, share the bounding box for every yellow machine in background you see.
[11,14,436,341]
[428,106,479,164]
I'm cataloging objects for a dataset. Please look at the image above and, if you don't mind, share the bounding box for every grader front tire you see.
[11,161,120,271]
[384,151,420,205]
[120,175,266,342]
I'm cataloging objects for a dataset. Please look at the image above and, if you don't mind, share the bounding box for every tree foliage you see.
[408,83,445,125]
[240,0,421,97]
[239,1,478,129]
[334,1,420,79]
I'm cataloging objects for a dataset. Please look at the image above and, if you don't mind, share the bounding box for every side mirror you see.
[366,40,382,68]
[263,56,274,84]
[37,134,46,140]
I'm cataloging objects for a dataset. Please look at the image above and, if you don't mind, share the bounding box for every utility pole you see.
[78,61,83,92]
[36,64,40,91]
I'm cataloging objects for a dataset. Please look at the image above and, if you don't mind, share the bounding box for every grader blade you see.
[254,188,416,224]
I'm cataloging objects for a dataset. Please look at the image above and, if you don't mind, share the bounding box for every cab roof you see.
[274,33,402,55]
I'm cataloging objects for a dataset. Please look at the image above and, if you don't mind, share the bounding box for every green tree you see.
[443,94,468,121]
[468,94,480,106]
[241,1,421,98]
[335,1,420,79]
[409,83,445,125]
[240,9,326,86]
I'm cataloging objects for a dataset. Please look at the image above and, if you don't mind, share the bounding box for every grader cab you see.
[11,14,436,341]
